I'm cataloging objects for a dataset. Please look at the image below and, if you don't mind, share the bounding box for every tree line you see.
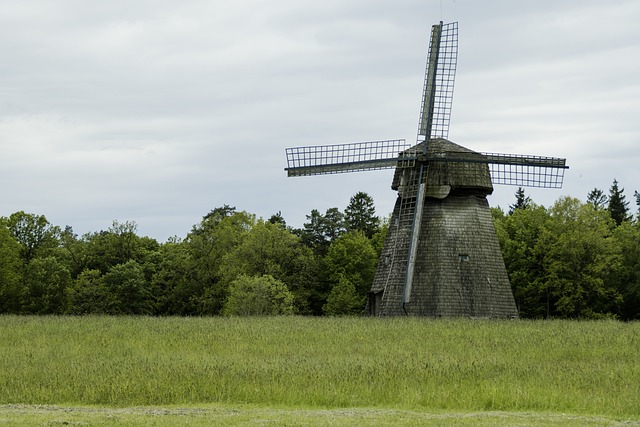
[1,182,639,319]
[496,179,640,320]
[0,192,383,317]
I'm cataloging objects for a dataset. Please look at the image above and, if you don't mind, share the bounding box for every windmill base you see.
[368,193,518,318]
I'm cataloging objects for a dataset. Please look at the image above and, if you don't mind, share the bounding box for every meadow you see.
[0,316,639,426]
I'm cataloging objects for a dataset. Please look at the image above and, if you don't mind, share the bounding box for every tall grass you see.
[0,316,638,417]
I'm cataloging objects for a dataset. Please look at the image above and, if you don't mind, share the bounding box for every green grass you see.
[1,316,639,425]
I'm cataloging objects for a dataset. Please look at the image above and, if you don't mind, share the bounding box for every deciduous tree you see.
[187,210,255,314]
[370,218,389,257]
[611,222,640,320]
[58,226,89,279]
[152,241,199,315]
[5,211,60,263]
[66,269,111,314]
[0,225,23,313]
[201,205,236,226]
[82,221,159,275]
[322,276,365,315]
[494,204,550,317]
[539,197,622,318]
[219,220,320,314]
[222,274,294,316]
[22,256,71,314]
[323,230,377,305]
[102,260,154,315]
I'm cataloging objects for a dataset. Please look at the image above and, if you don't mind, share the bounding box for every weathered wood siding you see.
[368,139,518,318]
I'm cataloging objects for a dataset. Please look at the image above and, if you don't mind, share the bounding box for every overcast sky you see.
[1,0,639,241]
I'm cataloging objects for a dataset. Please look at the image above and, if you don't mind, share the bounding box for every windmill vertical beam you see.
[402,165,426,306]
[402,22,443,310]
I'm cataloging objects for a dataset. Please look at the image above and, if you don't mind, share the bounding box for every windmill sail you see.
[434,151,568,188]
[404,21,458,306]
[419,21,458,142]
[286,139,568,188]
[406,147,568,188]
[285,139,413,177]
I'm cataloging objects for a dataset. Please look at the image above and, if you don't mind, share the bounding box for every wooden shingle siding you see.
[367,139,518,318]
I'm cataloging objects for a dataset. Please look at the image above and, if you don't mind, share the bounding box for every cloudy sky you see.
[1,0,639,241]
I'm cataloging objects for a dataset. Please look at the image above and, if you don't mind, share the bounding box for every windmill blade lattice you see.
[421,149,569,188]
[286,139,569,188]
[418,21,458,142]
[285,139,412,177]
[485,153,567,188]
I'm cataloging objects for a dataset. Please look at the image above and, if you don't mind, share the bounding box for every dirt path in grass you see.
[1,404,638,426]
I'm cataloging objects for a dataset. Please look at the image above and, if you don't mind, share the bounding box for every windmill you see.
[284,21,568,317]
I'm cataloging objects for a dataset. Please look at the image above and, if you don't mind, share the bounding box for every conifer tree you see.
[587,188,608,210]
[268,211,286,227]
[344,192,379,238]
[508,187,531,215]
[607,179,630,226]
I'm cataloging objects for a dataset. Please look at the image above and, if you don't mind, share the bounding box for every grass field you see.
[1,316,639,426]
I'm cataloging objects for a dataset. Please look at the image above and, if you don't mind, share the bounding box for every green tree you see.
[635,190,640,220]
[323,230,377,306]
[611,222,640,320]
[344,192,379,238]
[370,218,389,257]
[323,207,347,241]
[102,260,154,315]
[82,220,160,276]
[22,256,71,314]
[152,241,200,315]
[5,211,60,263]
[322,276,365,315]
[0,225,23,313]
[587,188,608,210]
[202,205,236,225]
[608,179,630,226]
[187,211,255,314]
[188,210,254,263]
[299,209,325,249]
[58,226,89,279]
[494,204,550,317]
[66,269,112,314]
[539,197,622,318]
[299,208,345,255]
[508,187,532,215]
[219,220,320,314]
[109,220,139,262]
[268,211,286,227]
[222,274,294,316]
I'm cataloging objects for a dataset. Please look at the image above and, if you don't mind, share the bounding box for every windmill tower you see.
[285,22,568,317]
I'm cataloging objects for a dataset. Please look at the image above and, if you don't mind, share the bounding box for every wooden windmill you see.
[285,22,568,317]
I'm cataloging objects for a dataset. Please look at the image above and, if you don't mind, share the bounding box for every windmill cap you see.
[392,138,494,197]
